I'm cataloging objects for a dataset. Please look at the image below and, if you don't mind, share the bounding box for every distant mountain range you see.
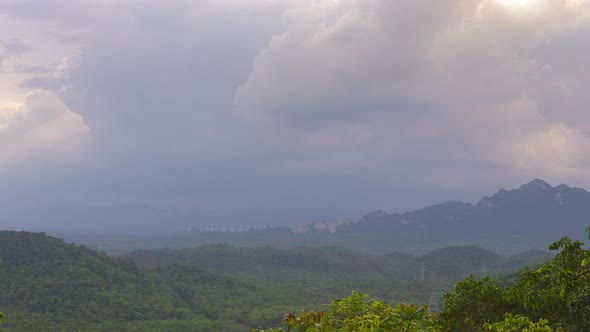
[342,178,590,240]
[279,178,590,254]
[54,179,590,256]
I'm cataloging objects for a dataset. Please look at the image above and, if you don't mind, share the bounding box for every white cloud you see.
[0,90,88,172]
[233,0,590,186]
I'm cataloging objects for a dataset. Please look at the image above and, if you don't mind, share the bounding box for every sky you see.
[2,0,590,230]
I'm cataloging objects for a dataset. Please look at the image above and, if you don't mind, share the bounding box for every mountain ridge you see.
[55,179,590,256]
[327,179,590,235]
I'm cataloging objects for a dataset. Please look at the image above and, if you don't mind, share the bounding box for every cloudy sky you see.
[2,0,590,230]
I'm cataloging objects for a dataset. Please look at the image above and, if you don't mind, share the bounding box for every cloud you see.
[235,1,455,124]
[0,38,31,67]
[52,1,283,158]
[234,0,590,182]
[0,90,88,173]
[2,0,590,227]
[0,0,105,29]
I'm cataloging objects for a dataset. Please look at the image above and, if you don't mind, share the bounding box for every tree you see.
[255,226,590,332]
[438,276,515,332]
[483,314,560,332]
[254,292,437,332]
[507,227,590,331]
[438,226,590,332]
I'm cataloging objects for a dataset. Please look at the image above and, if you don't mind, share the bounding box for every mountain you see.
[349,179,590,249]
[55,179,590,256]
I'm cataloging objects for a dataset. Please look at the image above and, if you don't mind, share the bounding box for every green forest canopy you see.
[1,227,588,331]
[256,227,590,332]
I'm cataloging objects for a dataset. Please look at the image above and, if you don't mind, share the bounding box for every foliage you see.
[482,314,560,332]
[0,231,259,331]
[6,227,589,332]
[505,226,590,332]
[257,226,590,332]
[438,226,590,332]
[124,242,549,312]
[438,276,515,331]
[254,292,436,332]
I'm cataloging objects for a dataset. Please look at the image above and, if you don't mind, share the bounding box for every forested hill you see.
[124,244,549,279]
[0,231,272,331]
[123,244,550,311]
[0,231,550,331]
